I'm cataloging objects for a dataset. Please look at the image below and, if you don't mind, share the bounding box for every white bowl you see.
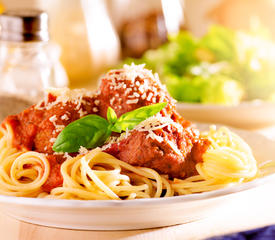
[0,125,274,230]
[176,101,275,129]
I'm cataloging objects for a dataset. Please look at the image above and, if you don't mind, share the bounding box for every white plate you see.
[176,101,275,129]
[0,125,274,230]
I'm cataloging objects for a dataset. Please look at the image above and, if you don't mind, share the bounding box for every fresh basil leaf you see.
[107,107,117,125]
[112,102,167,133]
[53,103,168,153]
[53,115,111,153]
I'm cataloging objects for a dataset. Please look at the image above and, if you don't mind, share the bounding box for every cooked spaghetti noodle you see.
[0,125,50,197]
[0,123,266,200]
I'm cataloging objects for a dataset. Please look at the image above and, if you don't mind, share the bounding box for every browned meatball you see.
[3,89,100,154]
[104,116,210,179]
[98,64,176,118]
[98,65,211,179]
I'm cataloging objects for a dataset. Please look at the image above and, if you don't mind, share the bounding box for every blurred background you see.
[1,0,275,128]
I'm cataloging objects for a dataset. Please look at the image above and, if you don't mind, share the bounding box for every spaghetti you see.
[0,123,263,200]
[0,125,49,197]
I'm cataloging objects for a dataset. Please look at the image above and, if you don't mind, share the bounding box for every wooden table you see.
[1,127,275,240]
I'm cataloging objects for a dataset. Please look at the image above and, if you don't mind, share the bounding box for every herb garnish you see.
[52,102,167,153]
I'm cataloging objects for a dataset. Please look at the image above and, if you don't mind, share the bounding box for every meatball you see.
[104,116,210,179]
[3,89,100,154]
[98,64,176,118]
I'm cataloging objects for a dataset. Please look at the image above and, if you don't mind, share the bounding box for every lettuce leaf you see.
[123,25,275,104]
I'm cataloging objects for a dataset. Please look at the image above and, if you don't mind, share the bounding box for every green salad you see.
[124,25,275,105]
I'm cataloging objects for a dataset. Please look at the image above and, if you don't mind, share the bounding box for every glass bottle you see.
[0,9,68,101]
[109,0,185,58]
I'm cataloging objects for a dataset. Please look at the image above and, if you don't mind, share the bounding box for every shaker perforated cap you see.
[0,9,49,42]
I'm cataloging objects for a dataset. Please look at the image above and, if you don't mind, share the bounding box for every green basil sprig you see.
[111,103,167,133]
[52,102,167,153]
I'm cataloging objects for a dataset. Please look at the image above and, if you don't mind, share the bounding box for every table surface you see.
[1,127,275,240]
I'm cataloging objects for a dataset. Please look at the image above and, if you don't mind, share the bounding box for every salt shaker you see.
[0,9,68,101]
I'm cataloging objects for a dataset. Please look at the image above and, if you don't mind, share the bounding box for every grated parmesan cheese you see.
[146,131,163,142]
[79,146,89,155]
[61,114,69,121]
[166,139,182,156]
[49,137,56,143]
[64,152,73,160]
[126,99,139,104]
[78,108,88,117]
[94,100,100,106]
[133,92,140,98]
[97,64,171,116]
[35,88,95,111]
[125,88,132,95]
[146,92,153,101]
[141,92,147,99]
[127,94,136,99]
[102,114,184,156]
[110,97,115,105]
[133,114,184,155]
[48,114,65,133]
[49,115,57,123]
[55,125,65,133]
[134,114,183,133]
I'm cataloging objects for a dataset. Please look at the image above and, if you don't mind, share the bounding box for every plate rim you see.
[176,100,275,109]
[0,173,274,208]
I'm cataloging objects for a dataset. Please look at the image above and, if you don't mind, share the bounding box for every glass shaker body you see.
[0,40,68,100]
[0,9,68,101]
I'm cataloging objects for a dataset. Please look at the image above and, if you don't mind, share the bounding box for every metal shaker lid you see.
[0,9,49,42]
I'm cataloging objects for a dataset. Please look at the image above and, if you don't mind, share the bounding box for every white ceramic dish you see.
[176,101,275,129]
[0,125,274,230]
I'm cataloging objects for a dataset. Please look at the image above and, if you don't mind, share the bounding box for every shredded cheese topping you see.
[79,146,89,155]
[134,114,183,133]
[101,64,176,109]
[102,114,184,156]
[35,88,98,138]
[35,88,95,111]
